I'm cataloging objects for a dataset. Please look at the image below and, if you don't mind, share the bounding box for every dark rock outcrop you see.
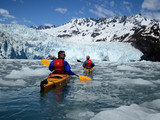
[130,24,160,61]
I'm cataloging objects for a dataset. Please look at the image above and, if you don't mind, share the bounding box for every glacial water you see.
[0,59,160,120]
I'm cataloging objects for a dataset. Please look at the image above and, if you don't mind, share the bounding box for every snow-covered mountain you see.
[0,14,159,61]
[40,14,158,42]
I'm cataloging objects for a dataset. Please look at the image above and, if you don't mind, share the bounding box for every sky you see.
[0,0,160,26]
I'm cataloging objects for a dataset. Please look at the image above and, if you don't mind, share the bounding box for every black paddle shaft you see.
[77,59,83,63]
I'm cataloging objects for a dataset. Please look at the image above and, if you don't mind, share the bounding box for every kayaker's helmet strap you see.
[86,56,90,60]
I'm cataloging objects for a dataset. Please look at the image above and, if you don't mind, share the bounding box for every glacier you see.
[0,24,143,61]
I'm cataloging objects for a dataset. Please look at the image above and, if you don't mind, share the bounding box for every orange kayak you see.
[84,68,94,73]
[40,74,70,93]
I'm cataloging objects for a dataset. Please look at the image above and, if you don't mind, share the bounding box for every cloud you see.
[123,1,130,5]
[22,18,32,23]
[110,1,115,7]
[12,0,24,4]
[11,20,18,24]
[0,8,15,21]
[55,8,68,14]
[0,8,15,18]
[122,1,132,13]
[89,5,115,17]
[78,7,85,14]
[44,24,53,26]
[125,6,131,13]
[141,0,160,21]
[142,11,160,21]
[142,0,160,10]
[89,9,105,17]
[20,0,24,4]
[79,10,84,14]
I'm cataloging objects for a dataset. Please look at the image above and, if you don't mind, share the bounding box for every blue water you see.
[0,59,160,120]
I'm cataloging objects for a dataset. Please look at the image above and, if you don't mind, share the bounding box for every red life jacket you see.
[86,60,92,69]
[54,59,65,73]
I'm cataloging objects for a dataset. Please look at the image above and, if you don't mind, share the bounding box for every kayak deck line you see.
[40,73,70,93]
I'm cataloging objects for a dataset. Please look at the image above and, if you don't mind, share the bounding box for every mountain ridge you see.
[0,14,159,61]
[39,14,159,42]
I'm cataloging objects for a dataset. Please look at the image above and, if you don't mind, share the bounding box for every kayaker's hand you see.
[75,74,79,77]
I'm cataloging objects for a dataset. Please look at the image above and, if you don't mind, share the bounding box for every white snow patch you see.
[141,99,160,110]
[117,65,142,72]
[91,104,160,120]
[66,109,95,120]
[0,78,27,87]
[5,67,50,79]
[111,78,154,86]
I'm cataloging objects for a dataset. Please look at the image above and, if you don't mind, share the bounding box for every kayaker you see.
[83,56,95,69]
[46,54,56,60]
[49,51,75,75]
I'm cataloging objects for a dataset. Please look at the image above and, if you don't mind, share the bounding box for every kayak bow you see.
[40,74,70,93]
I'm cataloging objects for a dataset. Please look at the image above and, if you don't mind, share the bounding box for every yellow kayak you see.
[84,68,94,73]
[40,74,70,93]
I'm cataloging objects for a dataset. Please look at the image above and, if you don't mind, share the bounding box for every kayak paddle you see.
[77,59,83,63]
[41,59,50,66]
[74,74,92,81]
[41,59,92,81]
[79,75,92,81]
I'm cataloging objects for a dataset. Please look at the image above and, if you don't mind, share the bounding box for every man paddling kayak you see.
[40,51,92,92]
[83,56,95,69]
[49,51,75,75]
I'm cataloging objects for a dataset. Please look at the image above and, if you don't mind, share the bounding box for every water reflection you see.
[40,84,71,103]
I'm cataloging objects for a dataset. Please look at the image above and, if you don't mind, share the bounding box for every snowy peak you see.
[68,14,150,27]
[40,14,158,42]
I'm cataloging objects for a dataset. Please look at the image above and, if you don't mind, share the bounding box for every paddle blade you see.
[79,75,92,81]
[77,59,83,63]
[41,59,50,66]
